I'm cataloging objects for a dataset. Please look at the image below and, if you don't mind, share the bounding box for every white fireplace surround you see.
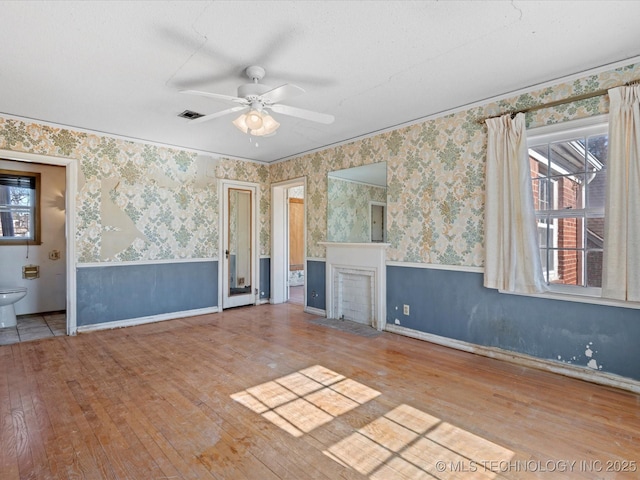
[320,242,389,330]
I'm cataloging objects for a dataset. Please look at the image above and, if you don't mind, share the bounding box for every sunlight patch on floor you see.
[231,365,381,437]
[324,404,514,479]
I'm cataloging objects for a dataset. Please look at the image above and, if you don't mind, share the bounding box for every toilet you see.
[0,286,28,328]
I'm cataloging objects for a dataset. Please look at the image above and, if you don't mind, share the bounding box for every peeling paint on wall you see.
[556,342,602,370]
[100,178,148,260]
[585,342,602,370]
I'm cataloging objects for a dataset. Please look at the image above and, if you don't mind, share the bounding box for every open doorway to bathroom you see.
[0,158,67,345]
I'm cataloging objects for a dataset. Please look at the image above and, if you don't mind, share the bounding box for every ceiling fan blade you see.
[188,106,248,124]
[180,90,247,105]
[260,84,305,104]
[269,104,335,124]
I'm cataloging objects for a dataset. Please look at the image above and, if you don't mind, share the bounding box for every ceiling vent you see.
[178,110,204,120]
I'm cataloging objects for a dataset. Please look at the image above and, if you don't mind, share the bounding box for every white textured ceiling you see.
[1,1,639,163]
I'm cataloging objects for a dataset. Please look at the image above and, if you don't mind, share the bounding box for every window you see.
[0,169,41,244]
[528,118,607,296]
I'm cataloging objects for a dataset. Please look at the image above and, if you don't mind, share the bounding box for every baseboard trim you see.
[76,306,220,333]
[385,324,640,394]
[304,306,326,317]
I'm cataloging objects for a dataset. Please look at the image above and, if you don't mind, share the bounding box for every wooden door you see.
[288,198,304,271]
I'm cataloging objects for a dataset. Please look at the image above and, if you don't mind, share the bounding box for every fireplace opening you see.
[334,268,375,326]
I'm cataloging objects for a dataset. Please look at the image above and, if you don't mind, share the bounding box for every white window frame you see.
[528,115,607,298]
[0,169,41,245]
[497,114,630,309]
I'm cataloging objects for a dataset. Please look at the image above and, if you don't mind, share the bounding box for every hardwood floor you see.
[288,285,304,305]
[1,303,638,479]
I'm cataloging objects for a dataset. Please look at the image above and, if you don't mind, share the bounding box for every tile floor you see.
[0,312,66,346]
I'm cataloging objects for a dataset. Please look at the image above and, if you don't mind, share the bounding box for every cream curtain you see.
[602,86,640,302]
[484,113,547,293]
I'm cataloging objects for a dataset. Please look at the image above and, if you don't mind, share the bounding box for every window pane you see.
[537,222,548,248]
[549,138,587,176]
[539,248,549,282]
[531,178,552,211]
[586,134,608,169]
[586,250,603,288]
[586,217,604,249]
[0,172,39,243]
[528,124,608,294]
[8,186,32,206]
[547,217,584,285]
[586,169,606,209]
[529,147,550,178]
[551,249,584,286]
[549,175,584,210]
[551,217,584,249]
[537,217,556,282]
[0,209,32,238]
[530,145,548,164]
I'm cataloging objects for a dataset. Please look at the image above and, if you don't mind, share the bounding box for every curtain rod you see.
[478,80,640,124]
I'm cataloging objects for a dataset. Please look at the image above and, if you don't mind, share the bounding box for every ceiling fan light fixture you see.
[232,114,249,133]
[233,111,279,136]
[245,109,264,130]
[184,65,330,138]
[258,113,280,135]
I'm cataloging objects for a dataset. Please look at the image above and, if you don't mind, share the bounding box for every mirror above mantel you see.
[326,162,387,243]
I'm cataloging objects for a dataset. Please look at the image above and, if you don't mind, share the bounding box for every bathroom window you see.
[0,169,41,245]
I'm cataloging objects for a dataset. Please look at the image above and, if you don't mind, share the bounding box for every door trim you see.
[0,149,77,335]
[271,177,306,305]
[218,179,260,309]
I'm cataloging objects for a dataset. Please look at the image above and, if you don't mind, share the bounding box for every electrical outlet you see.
[403,304,410,315]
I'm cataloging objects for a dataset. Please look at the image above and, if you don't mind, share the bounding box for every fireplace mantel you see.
[320,242,389,330]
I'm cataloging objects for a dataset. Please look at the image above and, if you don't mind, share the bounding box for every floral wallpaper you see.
[1,61,639,268]
[0,117,266,263]
[271,61,640,266]
[327,177,386,243]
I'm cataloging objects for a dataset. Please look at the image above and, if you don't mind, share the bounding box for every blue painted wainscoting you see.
[260,257,270,300]
[386,265,640,382]
[77,261,218,326]
[306,260,326,311]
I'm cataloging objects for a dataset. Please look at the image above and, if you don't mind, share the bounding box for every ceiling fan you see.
[180,65,334,136]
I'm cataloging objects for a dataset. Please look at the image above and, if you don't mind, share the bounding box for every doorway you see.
[220,180,259,309]
[287,185,305,305]
[271,178,306,306]
[0,149,77,335]
[370,201,386,242]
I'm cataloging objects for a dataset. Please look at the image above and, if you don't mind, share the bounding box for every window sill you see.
[0,240,42,246]
[498,287,640,310]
